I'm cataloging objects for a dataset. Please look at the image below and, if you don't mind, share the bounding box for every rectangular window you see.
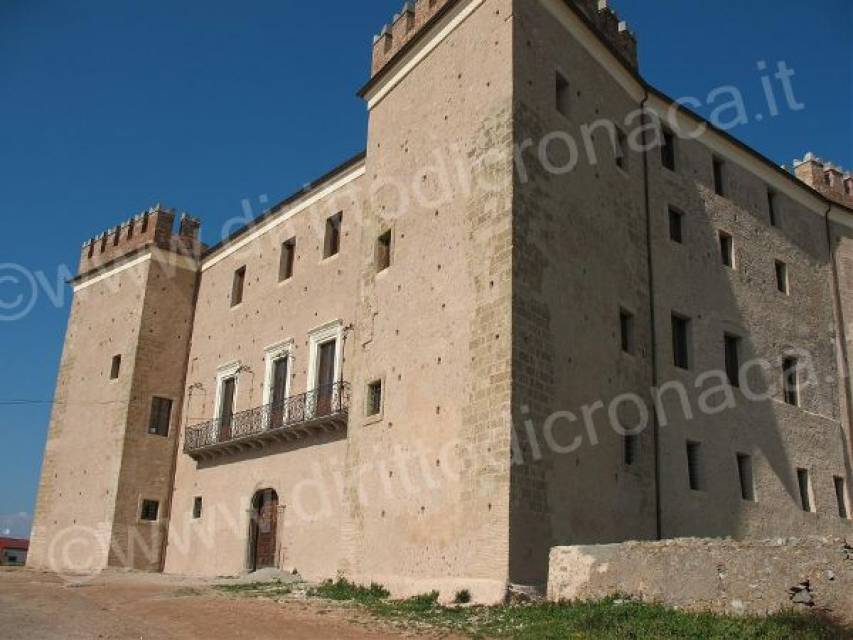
[623,434,639,466]
[797,468,813,512]
[782,357,800,406]
[661,128,676,171]
[231,266,246,307]
[376,230,392,272]
[555,71,571,118]
[835,476,849,519]
[737,453,755,502]
[279,238,296,281]
[324,212,342,258]
[719,231,734,268]
[768,191,778,227]
[148,397,173,437]
[668,207,683,243]
[775,260,789,294]
[367,380,383,417]
[672,313,690,370]
[724,333,741,387]
[140,500,160,522]
[615,128,628,171]
[193,497,203,520]
[619,309,635,354]
[713,157,725,196]
[686,441,703,491]
[110,355,122,380]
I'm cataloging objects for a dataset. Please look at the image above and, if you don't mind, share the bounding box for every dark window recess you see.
[661,128,676,171]
[768,191,778,227]
[668,207,683,243]
[619,309,634,354]
[367,380,383,417]
[775,260,789,294]
[719,231,734,268]
[835,477,849,519]
[193,497,203,519]
[140,500,160,522]
[686,441,703,491]
[737,453,755,502]
[324,213,342,258]
[555,71,571,118]
[110,355,122,380]
[797,468,812,512]
[724,334,741,387]
[782,357,800,406]
[279,239,296,281]
[376,230,392,272]
[672,313,690,370]
[149,397,173,436]
[615,128,628,170]
[713,158,725,196]
[623,434,639,466]
[231,266,246,307]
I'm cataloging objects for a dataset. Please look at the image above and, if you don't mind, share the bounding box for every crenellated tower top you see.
[793,152,853,208]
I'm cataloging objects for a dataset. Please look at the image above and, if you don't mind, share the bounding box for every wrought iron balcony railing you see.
[184,382,350,460]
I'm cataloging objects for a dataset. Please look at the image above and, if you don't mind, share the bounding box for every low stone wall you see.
[548,537,852,621]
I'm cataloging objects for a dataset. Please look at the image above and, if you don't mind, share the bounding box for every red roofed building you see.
[0,538,29,566]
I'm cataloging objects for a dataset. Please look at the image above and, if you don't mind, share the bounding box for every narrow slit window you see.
[672,313,690,370]
[768,191,778,227]
[686,441,703,491]
[279,238,296,282]
[797,468,813,512]
[668,207,683,243]
[623,434,639,466]
[367,380,383,417]
[782,357,800,406]
[555,71,571,118]
[835,476,849,519]
[724,333,741,387]
[231,266,246,307]
[110,355,122,380]
[148,396,173,437]
[376,230,392,272]
[324,212,342,258]
[193,497,203,519]
[661,128,676,171]
[737,453,755,502]
[713,157,725,196]
[615,128,628,171]
[140,500,160,522]
[775,260,789,294]
[619,309,635,354]
[719,231,734,268]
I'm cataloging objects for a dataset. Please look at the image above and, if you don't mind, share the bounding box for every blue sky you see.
[0,0,850,539]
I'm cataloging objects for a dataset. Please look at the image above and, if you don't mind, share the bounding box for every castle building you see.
[28,0,852,601]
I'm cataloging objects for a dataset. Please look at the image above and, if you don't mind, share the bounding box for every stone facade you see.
[30,0,852,602]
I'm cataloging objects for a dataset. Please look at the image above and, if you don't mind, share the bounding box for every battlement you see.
[793,152,853,209]
[78,205,203,276]
[370,0,638,78]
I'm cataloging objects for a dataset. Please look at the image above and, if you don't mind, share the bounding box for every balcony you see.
[184,382,350,461]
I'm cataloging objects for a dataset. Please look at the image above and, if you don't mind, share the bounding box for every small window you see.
[149,396,173,437]
[110,355,122,380]
[279,238,296,281]
[555,71,571,118]
[775,260,789,294]
[835,476,849,519]
[713,157,725,196]
[737,453,755,502]
[193,497,203,519]
[231,266,246,307]
[140,500,160,522]
[672,313,690,370]
[768,191,778,227]
[686,441,703,491]
[782,357,800,406]
[797,468,813,512]
[615,128,628,171]
[366,380,383,417]
[724,334,741,387]
[623,434,639,466]
[324,212,342,258]
[661,128,676,171]
[668,207,683,243]
[619,309,634,354]
[376,230,392,272]
[719,231,734,268]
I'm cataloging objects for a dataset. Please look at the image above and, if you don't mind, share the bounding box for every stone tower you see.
[28,207,202,574]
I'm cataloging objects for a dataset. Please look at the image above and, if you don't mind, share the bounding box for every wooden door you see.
[219,377,236,442]
[253,490,278,570]
[316,340,336,415]
[269,358,288,429]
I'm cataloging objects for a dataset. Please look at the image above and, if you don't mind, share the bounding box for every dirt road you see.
[0,568,452,640]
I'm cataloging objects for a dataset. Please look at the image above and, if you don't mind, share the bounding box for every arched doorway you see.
[249,489,279,571]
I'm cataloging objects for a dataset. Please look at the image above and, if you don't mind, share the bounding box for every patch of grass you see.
[307,578,390,604]
[455,589,472,605]
[215,580,292,598]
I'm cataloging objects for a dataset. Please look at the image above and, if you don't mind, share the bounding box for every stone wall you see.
[548,537,853,621]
